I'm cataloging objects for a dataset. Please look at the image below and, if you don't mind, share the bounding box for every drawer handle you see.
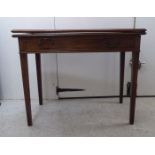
[104,40,120,48]
[38,38,53,49]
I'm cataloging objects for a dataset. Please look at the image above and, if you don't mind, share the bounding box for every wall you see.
[55,17,134,97]
[0,17,154,100]
[0,17,57,100]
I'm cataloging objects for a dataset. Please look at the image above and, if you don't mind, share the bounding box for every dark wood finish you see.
[35,53,43,105]
[18,35,139,53]
[119,52,125,103]
[19,53,32,126]
[130,51,140,124]
[12,29,146,126]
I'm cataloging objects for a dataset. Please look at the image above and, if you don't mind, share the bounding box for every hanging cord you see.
[54,17,60,98]
[133,17,136,29]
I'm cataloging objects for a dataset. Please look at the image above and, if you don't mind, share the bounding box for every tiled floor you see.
[0,98,155,136]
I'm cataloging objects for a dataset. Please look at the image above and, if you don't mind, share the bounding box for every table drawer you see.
[19,35,139,53]
[19,38,55,51]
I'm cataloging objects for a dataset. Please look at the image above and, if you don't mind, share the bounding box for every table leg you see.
[20,53,32,126]
[35,53,43,105]
[119,52,125,103]
[129,51,140,124]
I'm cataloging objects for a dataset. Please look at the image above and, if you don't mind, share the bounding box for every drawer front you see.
[19,38,55,52]
[19,35,140,53]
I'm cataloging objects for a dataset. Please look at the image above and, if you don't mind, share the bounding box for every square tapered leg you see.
[130,51,140,124]
[20,53,32,126]
[119,52,125,103]
[35,53,43,105]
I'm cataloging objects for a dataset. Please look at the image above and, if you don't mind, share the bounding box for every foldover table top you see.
[12,28,146,37]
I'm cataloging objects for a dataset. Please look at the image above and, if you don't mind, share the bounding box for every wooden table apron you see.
[13,31,144,126]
